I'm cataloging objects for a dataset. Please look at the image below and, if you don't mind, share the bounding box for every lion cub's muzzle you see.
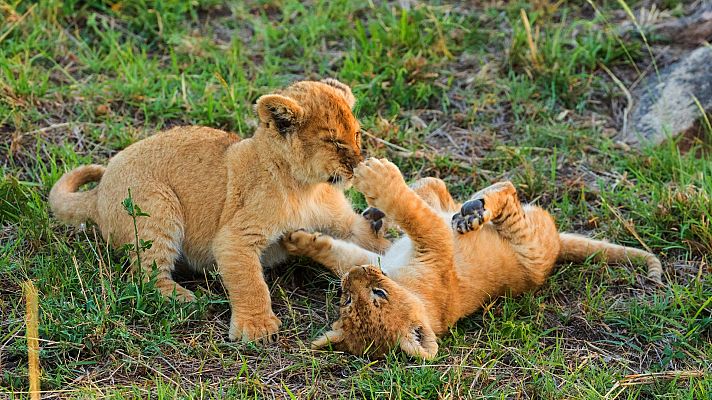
[328,154,362,185]
[345,152,364,172]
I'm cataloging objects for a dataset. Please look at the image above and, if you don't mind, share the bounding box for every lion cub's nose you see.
[347,154,363,170]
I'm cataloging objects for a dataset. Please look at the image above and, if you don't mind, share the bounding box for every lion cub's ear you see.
[321,78,356,109]
[256,94,305,135]
[311,329,345,350]
[399,325,438,359]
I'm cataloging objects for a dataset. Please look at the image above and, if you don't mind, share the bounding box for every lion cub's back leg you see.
[453,181,559,286]
[101,184,194,301]
[410,177,458,212]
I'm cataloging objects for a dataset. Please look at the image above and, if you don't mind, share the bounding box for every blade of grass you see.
[615,0,659,78]
[23,280,40,400]
[520,8,540,69]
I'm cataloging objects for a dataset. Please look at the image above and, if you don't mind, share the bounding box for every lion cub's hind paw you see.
[155,280,197,302]
[452,199,491,234]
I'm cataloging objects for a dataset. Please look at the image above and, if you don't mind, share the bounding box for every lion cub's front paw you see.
[229,311,282,343]
[452,198,492,234]
[282,230,332,256]
[362,207,386,235]
[354,158,405,205]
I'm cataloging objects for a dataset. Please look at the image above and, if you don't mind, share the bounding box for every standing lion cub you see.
[49,79,389,342]
[283,158,663,358]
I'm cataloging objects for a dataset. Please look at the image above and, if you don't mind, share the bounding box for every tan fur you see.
[49,80,390,342]
[283,158,664,358]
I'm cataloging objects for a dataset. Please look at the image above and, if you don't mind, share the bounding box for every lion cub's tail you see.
[49,165,105,225]
[557,233,663,284]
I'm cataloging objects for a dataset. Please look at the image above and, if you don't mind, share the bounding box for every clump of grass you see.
[508,6,641,110]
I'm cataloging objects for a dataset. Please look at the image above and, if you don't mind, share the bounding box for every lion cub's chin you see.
[326,175,353,190]
[312,265,439,359]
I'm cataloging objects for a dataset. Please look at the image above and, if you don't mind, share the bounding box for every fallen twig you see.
[605,370,705,399]
[21,123,72,137]
[362,130,474,171]
[362,130,423,156]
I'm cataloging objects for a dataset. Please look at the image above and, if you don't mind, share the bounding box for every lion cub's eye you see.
[341,292,352,307]
[326,138,347,149]
[372,288,388,300]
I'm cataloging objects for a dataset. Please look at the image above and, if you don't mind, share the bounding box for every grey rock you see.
[619,46,712,147]
[652,4,712,45]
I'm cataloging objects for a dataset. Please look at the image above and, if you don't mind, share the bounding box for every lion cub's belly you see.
[179,241,287,274]
[380,237,414,274]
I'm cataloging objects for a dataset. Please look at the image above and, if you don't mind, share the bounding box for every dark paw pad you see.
[460,199,485,217]
[451,213,476,234]
[452,199,486,234]
[362,207,385,234]
[362,207,385,221]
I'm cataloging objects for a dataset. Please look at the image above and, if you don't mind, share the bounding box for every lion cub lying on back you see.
[283,158,663,358]
[49,80,389,342]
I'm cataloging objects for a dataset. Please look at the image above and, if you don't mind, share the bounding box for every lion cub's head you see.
[312,265,439,359]
[255,79,363,187]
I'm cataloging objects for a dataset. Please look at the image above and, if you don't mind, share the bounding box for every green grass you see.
[1,0,710,398]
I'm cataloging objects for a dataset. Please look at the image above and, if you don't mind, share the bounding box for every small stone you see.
[409,114,427,130]
[95,104,110,115]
